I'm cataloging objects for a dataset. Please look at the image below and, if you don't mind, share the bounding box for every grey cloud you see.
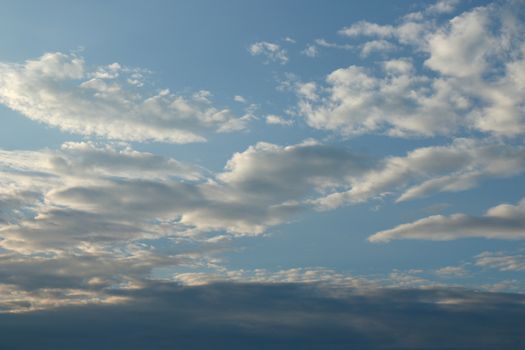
[0,282,524,349]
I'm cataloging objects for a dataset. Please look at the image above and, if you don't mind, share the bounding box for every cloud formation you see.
[295,1,525,138]
[3,136,524,256]
[369,197,525,242]
[0,52,250,143]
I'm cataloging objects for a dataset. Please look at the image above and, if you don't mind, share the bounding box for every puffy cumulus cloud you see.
[248,41,288,64]
[424,6,494,77]
[369,197,525,242]
[297,1,525,138]
[0,52,250,143]
[295,63,469,137]
[313,138,525,209]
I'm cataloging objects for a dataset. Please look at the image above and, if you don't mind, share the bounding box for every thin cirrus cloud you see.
[369,197,525,242]
[0,52,251,144]
[295,1,525,138]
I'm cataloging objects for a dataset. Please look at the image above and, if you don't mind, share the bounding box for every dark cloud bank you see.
[1,282,524,350]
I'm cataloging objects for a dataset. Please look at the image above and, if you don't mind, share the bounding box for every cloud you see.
[299,38,355,59]
[314,138,525,209]
[0,52,250,143]
[295,1,525,138]
[2,137,524,310]
[2,137,524,254]
[248,41,288,64]
[0,282,524,349]
[426,0,460,15]
[233,95,247,103]
[435,266,467,277]
[369,197,525,242]
[0,140,375,256]
[265,114,293,126]
[339,21,395,38]
[302,44,319,58]
[475,251,525,271]
[171,267,377,289]
[360,40,396,57]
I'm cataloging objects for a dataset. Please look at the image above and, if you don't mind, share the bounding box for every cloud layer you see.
[1,282,524,349]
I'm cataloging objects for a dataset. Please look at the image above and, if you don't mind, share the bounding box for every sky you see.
[1,0,525,348]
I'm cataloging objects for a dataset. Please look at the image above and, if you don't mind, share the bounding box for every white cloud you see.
[369,197,525,242]
[339,21,395,38]
[360,40,396,57]
[248,41,288,64]
[424,6,493,77]
[233,95,247,103]
[0,52,250,143]
[297,1,525,138]
[426,0,460,15]
[265,114,293,126]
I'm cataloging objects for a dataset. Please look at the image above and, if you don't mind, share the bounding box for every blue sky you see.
[1,0,525,347]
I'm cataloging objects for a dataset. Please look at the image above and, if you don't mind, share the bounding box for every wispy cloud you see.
[249,41,289,64]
